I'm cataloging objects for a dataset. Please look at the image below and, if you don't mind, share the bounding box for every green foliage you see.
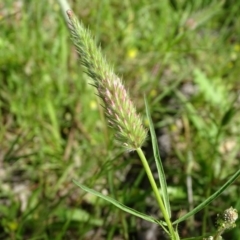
[1,0,240,239]
[145,97,171,219]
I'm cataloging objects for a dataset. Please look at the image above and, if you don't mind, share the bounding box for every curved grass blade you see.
[173,169,240,225]
[144,97,171,218]
[73,180,167,229]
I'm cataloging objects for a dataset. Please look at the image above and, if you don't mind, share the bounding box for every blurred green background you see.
[0,0,240,239]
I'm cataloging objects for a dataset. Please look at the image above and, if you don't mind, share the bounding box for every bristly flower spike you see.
[67,10,147,151]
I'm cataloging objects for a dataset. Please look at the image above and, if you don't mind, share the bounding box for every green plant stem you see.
[136,148,179,240]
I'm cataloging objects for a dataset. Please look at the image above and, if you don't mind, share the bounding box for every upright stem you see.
[136,148,179,240]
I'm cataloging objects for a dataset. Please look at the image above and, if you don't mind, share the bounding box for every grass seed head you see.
[67,10,147,151]
[216,207,238,231]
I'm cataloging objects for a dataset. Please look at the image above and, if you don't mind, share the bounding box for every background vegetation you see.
[0,0,240,239]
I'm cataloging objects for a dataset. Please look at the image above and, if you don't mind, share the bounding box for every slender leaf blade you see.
[173,169,240,224]
[73,180,167,228]
[144,97,171,218]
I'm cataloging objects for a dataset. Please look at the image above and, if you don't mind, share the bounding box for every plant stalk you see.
[136,147,179,240]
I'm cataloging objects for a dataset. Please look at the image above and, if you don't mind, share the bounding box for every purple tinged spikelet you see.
[98,77,147,150]
[67,10,147,151]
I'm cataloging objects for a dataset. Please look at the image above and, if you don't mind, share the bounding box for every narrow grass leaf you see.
[144,97,171,218]
[173,169,240,225]
[73,180,166,227]
[4,132,22,161]
[220,106,237,127]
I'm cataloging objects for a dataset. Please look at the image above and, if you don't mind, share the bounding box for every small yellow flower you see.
[90,100,97,110]
[234,44,240,52]
[127,48,138,59]
[150,89,157,98]
[7,221,18,231]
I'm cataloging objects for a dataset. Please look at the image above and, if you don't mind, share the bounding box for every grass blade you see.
[173,169,240,225]
[144,97,171,218]
[73,180,167,228]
